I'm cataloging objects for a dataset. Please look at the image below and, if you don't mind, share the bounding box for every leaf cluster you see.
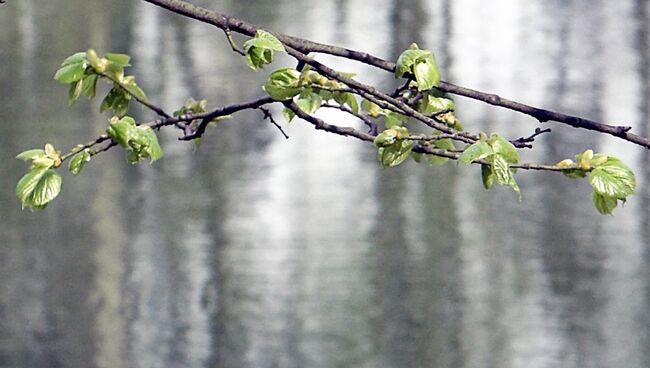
[395,43,441,91]
[55,49,147,117]
[106,116,163,164]
[15,144,63,210]
[459,133,522,199]
[555,150,636,214]
[243,30,286,71]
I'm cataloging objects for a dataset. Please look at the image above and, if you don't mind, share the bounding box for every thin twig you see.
[513,127,552,146]
[223,28,246,56]
[92,140,119,156]
[99,72,171,118]
[142,0,650,149]
[284,101,375,141]
[260,106,289,139]
[60,134,111,162]
[321,103,378,135]
[178,96,275,140]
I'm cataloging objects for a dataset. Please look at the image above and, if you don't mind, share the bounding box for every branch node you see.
[223,28,246,56]
[260,107,289,139]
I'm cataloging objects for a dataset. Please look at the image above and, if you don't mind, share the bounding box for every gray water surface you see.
[1,1,649,367]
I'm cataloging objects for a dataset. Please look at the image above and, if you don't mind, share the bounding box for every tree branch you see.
[177,96,274,140]
[143,0,650,149]
[98,72,171,118]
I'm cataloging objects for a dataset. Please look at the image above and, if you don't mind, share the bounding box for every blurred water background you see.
[0,0,649,367]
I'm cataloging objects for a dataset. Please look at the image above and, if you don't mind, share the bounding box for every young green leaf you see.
[592,192,618,215]
[395,44,425,78]
[361,99,382,118]
[419,92,455,114]
[16,149,46,161]
[263,68,302,100]
[427,138,456,165]
[68,149,91,175]
[492,154,511,185]
[379,140,413,167]
[243,30,285,71]
[112,92,131,117]
[413,58,440,91]
[373,129,398,147]
[124,82,148,102]
[282,107,296,123]
[459,141,493,164]
[16,168,62,210]
[383,111,408,128]
[481,164,494,189]
[100,89,118,113]
[60,52,87,67]
[16,168,48,208]
[104,52,131,67]
[345,93,359,114]
[489,133,519,164]
[492,154,522,200]
[139,126,164,162]
[106,116,137,148]
[295,92,323,114]
[68,79,83,105]
[589,160,636,198]
[395,44,441,91]
[81,74,98,99]
[54,62,86,84]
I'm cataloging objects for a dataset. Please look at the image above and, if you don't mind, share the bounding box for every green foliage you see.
[589,158,635,198]
[15,144,64,210]
[419,90,455,115]
[54,49,147,116]
[243,30,285,71]
[106,116,164,163]
[280,68,360,123]
[383,110,408,128]
[427,138,456,165]
[379,140,413,167]
[296,90,323,114]
[395,43,441,91]
[374,126,412,167]
[18,45,641,217]
[592,192,618,215]
[16,168,62,210]
[361,99,382,118]
[554,150,636,214]
[68,149,91,175]
[459,133,521,200]
[459,141,493,164]
[264,68,302,100]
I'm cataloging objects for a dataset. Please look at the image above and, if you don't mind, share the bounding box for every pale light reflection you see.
[18,0,37,107]
[218,1,388,366]
[123,3,213,367]
[450,1,566,367]
[594,1,644,367]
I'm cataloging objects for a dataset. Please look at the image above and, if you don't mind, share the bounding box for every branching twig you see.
[223,28,246,56]
[99,72,171,118]
[260,106,289,139]
[92,140,119,156]
[178,96,275,140]
[142,0,650,149]
[283,101,375,142]
[60,134,111,162]
[321,103,378,135]
[513,127,552,147]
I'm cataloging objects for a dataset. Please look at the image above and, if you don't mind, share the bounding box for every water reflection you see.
[0,0,649,367]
